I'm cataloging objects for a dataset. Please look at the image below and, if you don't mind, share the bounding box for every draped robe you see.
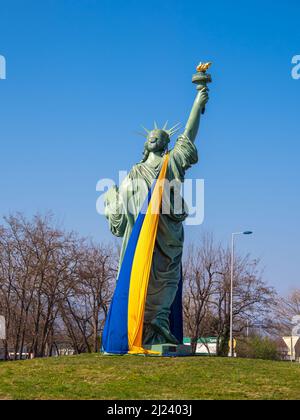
[105,134,198,345]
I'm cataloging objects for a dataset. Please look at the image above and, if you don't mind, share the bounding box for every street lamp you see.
[229,230,253,357]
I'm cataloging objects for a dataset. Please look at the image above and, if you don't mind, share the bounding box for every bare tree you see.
[272,290,300,336]
[59,242,116,353]
[1,215,277,361]
[0,213,116,359]
[183,235,220,353]
[183,234,276,356]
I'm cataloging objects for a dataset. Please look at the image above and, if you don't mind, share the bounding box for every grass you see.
[0,354,300,400]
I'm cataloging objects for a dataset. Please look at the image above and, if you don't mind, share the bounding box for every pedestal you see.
[144,344,193,357]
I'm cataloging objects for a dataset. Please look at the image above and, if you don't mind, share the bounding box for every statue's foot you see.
[150,319,179,345]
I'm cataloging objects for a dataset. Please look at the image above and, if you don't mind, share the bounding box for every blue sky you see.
[0,0,299,293]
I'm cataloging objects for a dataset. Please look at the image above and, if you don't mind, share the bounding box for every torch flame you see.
[196,62,212,73]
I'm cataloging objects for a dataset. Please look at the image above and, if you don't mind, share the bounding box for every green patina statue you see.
[104,63,212,346]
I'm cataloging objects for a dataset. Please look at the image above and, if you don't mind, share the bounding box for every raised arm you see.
[183,63,212,143]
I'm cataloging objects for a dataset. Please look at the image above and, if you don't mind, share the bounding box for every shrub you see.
[237,336,280,361]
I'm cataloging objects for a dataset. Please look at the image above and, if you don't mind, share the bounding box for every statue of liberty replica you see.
[102,63,212,355]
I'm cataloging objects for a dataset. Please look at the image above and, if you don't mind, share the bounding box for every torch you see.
[192,62,212,114]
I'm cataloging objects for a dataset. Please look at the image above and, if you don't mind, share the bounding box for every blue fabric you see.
[101,186,155,354]
[102,172,184,354]
[169,266,184,344]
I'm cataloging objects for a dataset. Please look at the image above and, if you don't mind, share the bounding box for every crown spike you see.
[168,122,182,137]
[135,131,148,138]
[154,121,158,129]
[163,120,169,130]
[168,122,181,132]
[169,128,181,137]
[141,125,150,134]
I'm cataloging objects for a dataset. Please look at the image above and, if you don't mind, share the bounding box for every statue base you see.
[144,344,193,357]
[102,345,196,357]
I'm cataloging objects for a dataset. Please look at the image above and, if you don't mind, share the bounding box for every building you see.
[184,337,217,355]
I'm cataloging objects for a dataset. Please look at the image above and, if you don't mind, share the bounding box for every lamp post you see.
[229,231,253,357]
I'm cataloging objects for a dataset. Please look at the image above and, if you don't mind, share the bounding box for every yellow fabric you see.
[127,154,169,355]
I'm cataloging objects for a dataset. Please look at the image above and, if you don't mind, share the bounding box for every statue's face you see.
[147,130,170,153]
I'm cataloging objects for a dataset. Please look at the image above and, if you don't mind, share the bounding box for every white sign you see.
[283,336,300,360]
[0,316,6,340]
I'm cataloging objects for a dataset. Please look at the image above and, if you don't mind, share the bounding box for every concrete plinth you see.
[144,344,193,357]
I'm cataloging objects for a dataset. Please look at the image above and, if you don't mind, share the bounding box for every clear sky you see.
[0,0,299,293]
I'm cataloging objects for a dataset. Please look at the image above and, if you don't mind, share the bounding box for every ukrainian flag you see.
[102,155,170,355]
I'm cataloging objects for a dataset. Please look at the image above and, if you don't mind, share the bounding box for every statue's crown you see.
[139,121,181,139]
